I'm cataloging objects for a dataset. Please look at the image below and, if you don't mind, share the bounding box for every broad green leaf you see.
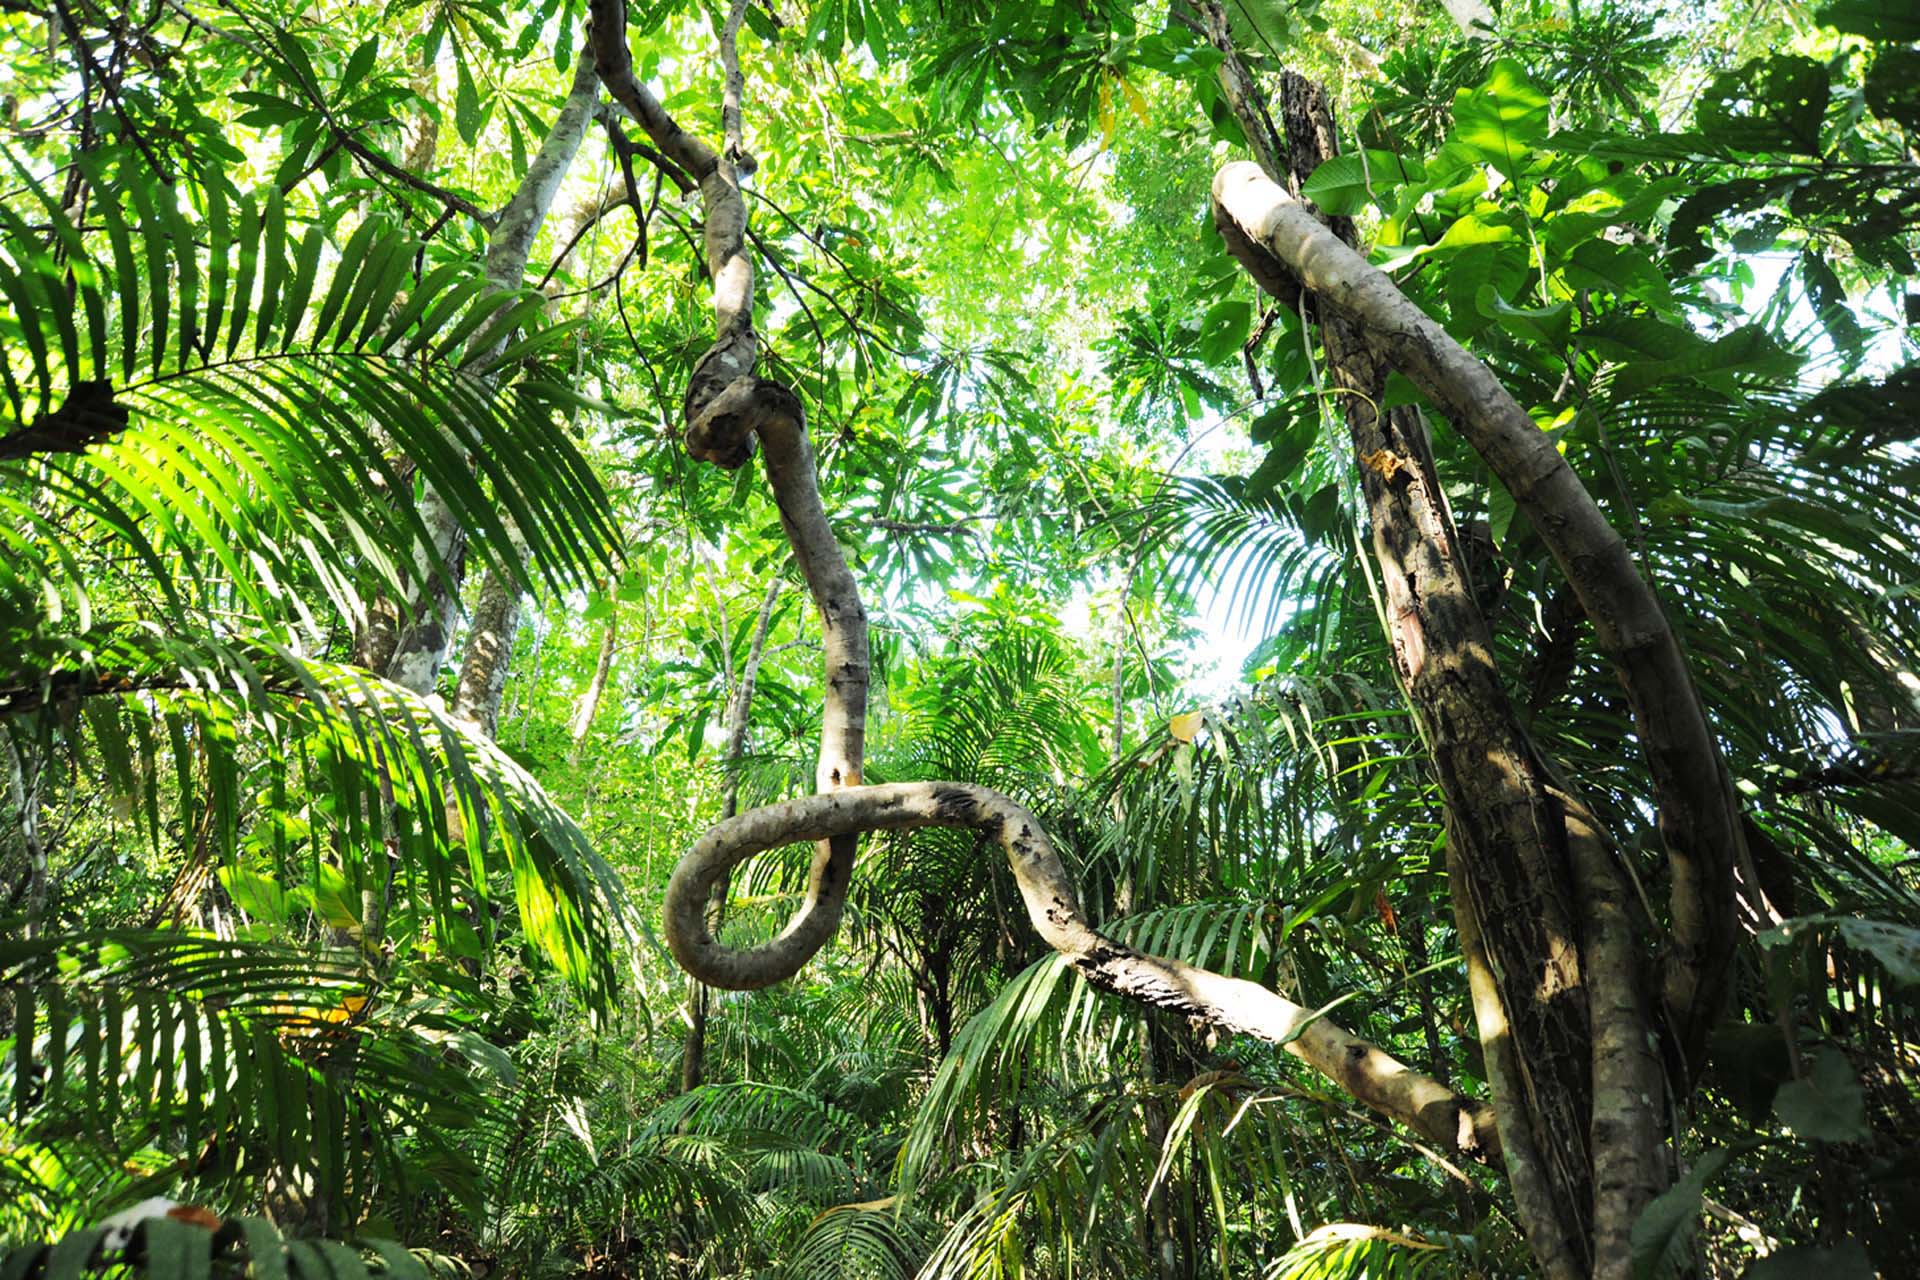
[1605,325,1798,399]
[1819,0,1920,41]
[139,1217,213,1280]
[1435,208,1520,251]
[1300,151,1424,217]
[1699,56,1830,155]
[1773,1049,1870,1143]
[1745,1238,1876,1278]
[1246,407,1315,499]
[1476,286,1571,352]
[1865,45,1920,130]
[1827,917,1920,986]
[1487,477,1515,548]
[1801,248,1865,365]
[1444,242,1527,337]
[40,1226,105,1280]
[219,866,293,927]
[1450,58,1549,178]
[1630,1148,1731,1280]
[1564,241,1672,309]
[454,49,483,146]
[342,35,380,89]
[1196,299,1251,365]
[307,862,363,931]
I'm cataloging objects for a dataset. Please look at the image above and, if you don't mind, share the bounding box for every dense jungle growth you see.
[3,0,1918,1275]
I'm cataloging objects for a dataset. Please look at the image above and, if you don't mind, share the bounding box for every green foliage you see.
[0,159,615,630]
[1631,1148,1732,1280]
[3,0,1919,1276]
[0,1214,432,1278]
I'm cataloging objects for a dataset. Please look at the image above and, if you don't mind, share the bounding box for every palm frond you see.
[0,1213,436,1278]
[1,929,505,1238]
[1,632,625,1003]
[785,1202,928,1279]
[0,154,617,645]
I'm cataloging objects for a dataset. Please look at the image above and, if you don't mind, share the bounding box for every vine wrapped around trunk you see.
[1209,162,1746,1053]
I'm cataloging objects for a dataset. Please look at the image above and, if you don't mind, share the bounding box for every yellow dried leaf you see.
[1168,711,1204,742]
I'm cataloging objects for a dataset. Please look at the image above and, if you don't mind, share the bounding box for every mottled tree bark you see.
[442,52,604,724]
[377,51,603,706]
[351,21,450,682]
[2,731,45,939]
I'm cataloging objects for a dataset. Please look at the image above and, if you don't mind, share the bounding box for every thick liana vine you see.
[586,0,1500,1165]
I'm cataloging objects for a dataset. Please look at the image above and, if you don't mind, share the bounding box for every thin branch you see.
[336,131,498,228]
[48,0,171,179]
[868,516,994,538]
[719,0,750,167]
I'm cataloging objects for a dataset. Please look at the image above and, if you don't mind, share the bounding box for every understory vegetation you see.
[2,0,1917,1276]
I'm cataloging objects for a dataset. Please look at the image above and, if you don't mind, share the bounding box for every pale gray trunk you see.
[442,53,604,726]
[1435,0,1495,38]
[400,14,442,175]
[382,495,465,696]
[450,565,522,738]
[569,606,621,761]
[355,27,451,690]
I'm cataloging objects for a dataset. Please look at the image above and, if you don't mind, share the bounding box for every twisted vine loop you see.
[587,0,1499,1165]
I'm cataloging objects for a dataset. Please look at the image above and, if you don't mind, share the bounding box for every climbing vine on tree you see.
[3,1,1918,1278]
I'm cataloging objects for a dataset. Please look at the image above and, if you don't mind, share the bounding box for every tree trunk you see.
[3,731,45,938]
[451,568,522,737]
[381,51,603,705]
[352,20,450,686]
[569,605,621,763]
[1276,84,1595,1268]
[1198,28,1676,1273]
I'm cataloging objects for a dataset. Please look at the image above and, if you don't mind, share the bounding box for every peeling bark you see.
[1450,840,1583,1278]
